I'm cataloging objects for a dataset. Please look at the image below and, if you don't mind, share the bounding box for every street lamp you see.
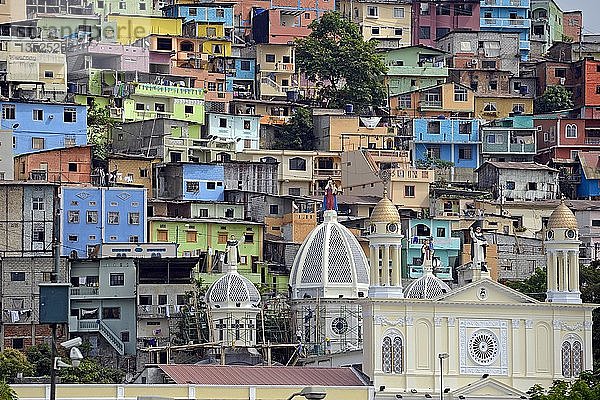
[286,387,327,400]
[438,352,449,400]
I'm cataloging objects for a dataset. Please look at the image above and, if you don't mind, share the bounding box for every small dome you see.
[404,274,451,299]
[547,201,578,230]
[290,210,370,299]
[370,196,400,224]
[206,273,261,309]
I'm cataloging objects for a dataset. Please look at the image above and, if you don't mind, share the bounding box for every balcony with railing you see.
[70,286,100,297]
[480,18,531,29]
[386,65,448,78]
[132,83,205,99]
[584,137,600,145]
[481,0,530,7]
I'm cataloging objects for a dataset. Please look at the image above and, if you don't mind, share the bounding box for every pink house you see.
[411,0,480,47]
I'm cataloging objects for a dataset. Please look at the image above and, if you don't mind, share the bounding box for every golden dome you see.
[370,195,400,224]
[547,201,578,230]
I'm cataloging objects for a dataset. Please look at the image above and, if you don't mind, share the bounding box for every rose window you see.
[468,329,499,365]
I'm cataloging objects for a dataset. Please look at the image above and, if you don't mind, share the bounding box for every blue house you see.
[413,117,481,182]
[0,101,87,155]
[61,186,147,258]
[227,57,256,99]
[576,152,600,199]
[480,0,531,61]
[155,163,225,201]
[402,218,461,281]
[163,3,234,27]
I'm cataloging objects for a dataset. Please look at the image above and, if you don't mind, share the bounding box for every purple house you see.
[411,0,481,47]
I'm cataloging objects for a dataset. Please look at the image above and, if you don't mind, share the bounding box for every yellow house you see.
[475,96,534,121]
[338,0,412,47]
[107,15,183,44]
[242,44,297,99]
[392,83,475,118]
[12,365,370,400]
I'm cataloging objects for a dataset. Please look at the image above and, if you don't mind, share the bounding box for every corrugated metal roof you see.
[158,365,368,386]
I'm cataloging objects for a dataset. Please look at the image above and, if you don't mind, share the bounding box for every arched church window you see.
[382,335,403,374]
[562,336,583,378]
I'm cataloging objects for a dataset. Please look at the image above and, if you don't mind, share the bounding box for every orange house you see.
[14,146,93,184]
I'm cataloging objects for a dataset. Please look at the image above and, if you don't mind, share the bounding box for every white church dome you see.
[206,273,261,310]
[290,210,370,300]
[404,274,451,299]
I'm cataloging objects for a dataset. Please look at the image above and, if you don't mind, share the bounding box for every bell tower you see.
[367,188,404,298]
[544,201,581,304]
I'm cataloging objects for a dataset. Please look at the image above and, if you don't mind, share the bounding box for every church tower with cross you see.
[205,236,261,347]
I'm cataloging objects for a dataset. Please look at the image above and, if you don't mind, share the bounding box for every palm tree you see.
[0,381,17,400]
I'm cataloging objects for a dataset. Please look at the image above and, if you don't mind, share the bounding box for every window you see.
[555,68,566,78]
[243,120,251,130]
[512,103,525,113]
[489,80,498,90]
[506,181,516,190]
[198,209,209,218]
[44,70,54,78]
[289,187,301,196]
[68,210,80,223]
[562,337,583,378]
[110,273,124,286]
[87,210,98,224]
[129,235,139,243]
[2,104,15,119]
[428,121,441,134]
[382,335,403,374]
[11,272,25,281]
[454,85,467,102]
[427,146,441,159]
[32,197,44,210]
[12,338,24,350]
[269,204,279,214]
[240,60,251,71]
[207,182,216,190]
[186,181,200,192]
[436,4,450,15]
[68,162,78,172]
[33,109,43,121]
[436,28,450,39]
[419,26,430,39]
[399,94,411,108]
[420,3,429,15]
[245,233,254,243]
[459,121,472,134]
[156,37,172,51]
[483,103,497,112]
[394,28,403,36]
[157,230,168,242]
[404,185,415,197]
[108,211,120,224]
[566,124,578,138]
[393,7,404,18]
[102,307,121,319]
[371,27,380,35]
[32,137,45,150]
[455,3,472,16]
[128,212,140,225]
[266,54,276,62]
[367,6,378,17]
[305,12,310,19]
[219,118,227,128]
[436,227,446,237]
[33,225,45,242]
[186,230,197,243]
[528,182,537,190]
[63,107,77,123]
[154,103,165,113]
[68,235,78,242]
[218,232,228,244]
[185,105,194,114]
[458,147,472,160]
[289,157,306,171]
[216,8,224,17]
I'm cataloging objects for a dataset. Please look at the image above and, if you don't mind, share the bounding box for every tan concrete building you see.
[342,149,433,211]
[338,0,411,48]
[313,109,399,152]
[107,153,158,193]
[0,2,26,23]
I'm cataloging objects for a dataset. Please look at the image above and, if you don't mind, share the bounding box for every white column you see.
[547,250,556,291]
[370,245,379,286]
[382,245,390,286]
[572,250,580,292]
[562,251,569,292]
[391,245,399,286]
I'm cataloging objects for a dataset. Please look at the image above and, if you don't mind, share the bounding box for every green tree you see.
[0,349,33,381]
[273,107,314,150]
[529,371,600,399]
[534,86,574,114]
[87,101,114,161]
[295,12,387,112]
[0,381,17,400]
[25,344,52,377]
[58,359,124,384]
[503,267,547,301]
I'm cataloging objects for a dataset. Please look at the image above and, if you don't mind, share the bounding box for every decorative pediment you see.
[435,278,539,304]
[454,376,528,398]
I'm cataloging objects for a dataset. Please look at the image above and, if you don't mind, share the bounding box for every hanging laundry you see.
[9,310,20,323]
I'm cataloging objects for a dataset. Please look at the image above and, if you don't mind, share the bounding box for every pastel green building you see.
[148,217,287,292]
[382,45,448,97]
[531,0,564,52]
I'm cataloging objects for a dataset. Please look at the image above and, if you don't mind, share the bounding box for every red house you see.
[411,0,480,47]
[14,145,93,184]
